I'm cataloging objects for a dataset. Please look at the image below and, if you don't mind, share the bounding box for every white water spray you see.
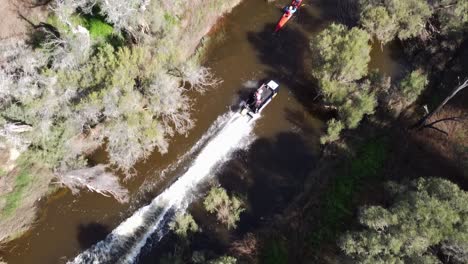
[69,112,256,264]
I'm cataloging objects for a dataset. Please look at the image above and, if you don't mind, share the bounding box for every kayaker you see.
[293,0,301,5]
[285,5,297,15]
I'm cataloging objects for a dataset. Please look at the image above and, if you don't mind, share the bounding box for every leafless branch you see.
[56,165,129,203]
[413,78,468,129]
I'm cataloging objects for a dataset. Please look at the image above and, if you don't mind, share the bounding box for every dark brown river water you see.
[2,0,401,263]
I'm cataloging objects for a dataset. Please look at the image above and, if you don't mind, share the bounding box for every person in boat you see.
[293,0,301,6]
[284,5,297,16]
[254,87,263,111]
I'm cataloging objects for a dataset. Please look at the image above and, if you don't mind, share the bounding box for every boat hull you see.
[240,80,279,120]
[274,0,303,32]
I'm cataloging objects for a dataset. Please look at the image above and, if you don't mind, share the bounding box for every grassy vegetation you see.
[82,16,113,38]
[163,13,179,28]
[1,169,32,217]
[310,137,389,247]
[47,13,121,45]
[261,239,288,264]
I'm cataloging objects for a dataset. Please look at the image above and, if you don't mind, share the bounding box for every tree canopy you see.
[398,69,428,105]
[359,6,397,45]
[310,23,371,83]
[169,212,199,238]
[310,23,378,144]
[437,0,468,34]
[339,177,468,263]
[0,0,220,177]
[204,186,245,230]
[359,0,467,43]
[359,0,433,42]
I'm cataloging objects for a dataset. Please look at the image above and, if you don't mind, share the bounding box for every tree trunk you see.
[412,78,468,129]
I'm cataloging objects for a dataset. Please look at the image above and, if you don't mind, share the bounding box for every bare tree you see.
[57,164,129,203]
[147,73,194,136]
[104,113,168,174]
[0,40,50,105]
[230,233,258,260]
[176,62,222,93]
[97,0,146,32]
[53,0,96,24]
[42,25,91,70]
[413,78,468,132]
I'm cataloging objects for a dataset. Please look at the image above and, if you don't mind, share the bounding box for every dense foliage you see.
[208,256,237,264]
[169,213,199,238]
[0,0,219,177]
[313,0,467,144]
[359,0,433,41]
[339,178,468,263]
[311,23,371,83]
[359,5,397,45]
[204,186,245,229]
[359,0,468,44]
[398,70,428,105]
[310,23,378,144]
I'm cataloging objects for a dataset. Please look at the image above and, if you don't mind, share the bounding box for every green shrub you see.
[339,90,377,129]
[169,212,199,238]
[208,256,237,264]
[47,13,121,45]
[399,69,428,104]
[1,169,32,217]
[320,119,344,144]
[82,16,114,39]
[204,186,245,229]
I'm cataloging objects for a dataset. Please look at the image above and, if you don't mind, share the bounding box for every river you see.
[2,0,401,263]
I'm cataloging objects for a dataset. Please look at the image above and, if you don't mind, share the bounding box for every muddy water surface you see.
[3,0,401,263]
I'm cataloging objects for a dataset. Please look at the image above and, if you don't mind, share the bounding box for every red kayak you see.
[274,0,303,32]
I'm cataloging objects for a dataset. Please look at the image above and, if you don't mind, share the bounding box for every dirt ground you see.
[0,0,48,40]
[0,1,50,245]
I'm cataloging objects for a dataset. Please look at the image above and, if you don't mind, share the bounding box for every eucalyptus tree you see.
[310,23,377,143]
[339,177,468,263]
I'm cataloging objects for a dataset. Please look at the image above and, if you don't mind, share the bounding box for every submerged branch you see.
[57,165,129,203]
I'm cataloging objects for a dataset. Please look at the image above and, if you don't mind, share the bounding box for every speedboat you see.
[240,80,279,120]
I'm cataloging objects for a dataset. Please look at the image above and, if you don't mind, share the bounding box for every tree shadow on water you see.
[217,132,317,233]
[247,23,320,114]
[284,108,327,138]
[77,222,111,250]
[314,0,359,26]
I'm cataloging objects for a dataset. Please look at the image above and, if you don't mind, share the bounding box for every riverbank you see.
[0,0,48,40]
[0,0,242,247]
[0,0,51,245]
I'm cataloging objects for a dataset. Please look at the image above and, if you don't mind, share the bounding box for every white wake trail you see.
[69,112,255,264]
